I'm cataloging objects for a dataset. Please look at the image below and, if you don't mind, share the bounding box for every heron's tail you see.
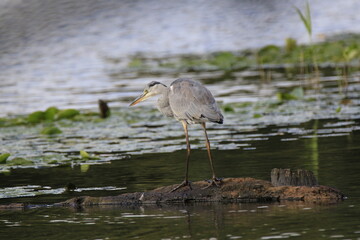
[203,113,223,124]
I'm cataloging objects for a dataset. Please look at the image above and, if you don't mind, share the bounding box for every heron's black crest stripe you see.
[148,81,167,88]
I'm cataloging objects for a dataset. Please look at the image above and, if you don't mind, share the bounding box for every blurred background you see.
[1,0,360,115]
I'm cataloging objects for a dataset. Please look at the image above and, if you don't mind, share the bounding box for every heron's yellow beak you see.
[129,91,151,106]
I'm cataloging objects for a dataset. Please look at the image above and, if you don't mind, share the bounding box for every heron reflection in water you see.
[130,78,223,191]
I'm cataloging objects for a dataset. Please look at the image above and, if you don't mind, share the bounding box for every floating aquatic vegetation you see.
[80,150,90,159]
[253,113,263,119]
[41,126,62,135]
[27,111,46,124]
[120,34,360,75]
[28,107,62,124]
[44,106,60,121]
[6,157,34,166]
[277,87,305,101]
[57,109,80,120]
[222,104,235,113]
[257,45,282,64]
[128,58,147,69]
[0,153,10,164]
[0,63,359,173]
[0,107,99,128]
[77,150,100,161]
[80,164,90,173]
[209,52,238,71]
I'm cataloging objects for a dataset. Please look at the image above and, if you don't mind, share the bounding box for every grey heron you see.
[129,78,224,191]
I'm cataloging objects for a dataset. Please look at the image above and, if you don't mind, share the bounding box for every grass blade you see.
[306,1,312,36]
[294,1,312,39]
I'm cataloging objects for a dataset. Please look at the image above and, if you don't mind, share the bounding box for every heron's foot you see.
[170,180,192,192]
[202,177,222,189]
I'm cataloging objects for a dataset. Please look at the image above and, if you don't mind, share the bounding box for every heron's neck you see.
[156,86,173,117]
[153,84,168,96]
[157,85,169,101]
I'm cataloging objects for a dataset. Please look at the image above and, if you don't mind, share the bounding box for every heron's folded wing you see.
[169,80,222,123]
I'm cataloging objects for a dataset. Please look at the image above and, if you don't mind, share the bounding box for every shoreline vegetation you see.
[110,33,359,74]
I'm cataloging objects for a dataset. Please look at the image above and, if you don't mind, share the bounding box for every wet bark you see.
[271,168,318,187]
[98,99,110,118]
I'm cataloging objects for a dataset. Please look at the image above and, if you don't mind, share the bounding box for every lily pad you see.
[41,126,62,135]
[222,104,235,113]
[80,164,90,173]
[7,157,34,166]
[277,87,304,101]
[210,52,237,70]
[80,150,90,159]
[0,153,10,164]
[27,111,45,123]
[57,109,80,120]
[44,107,59,121]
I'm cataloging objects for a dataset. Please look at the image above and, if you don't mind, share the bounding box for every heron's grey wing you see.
[169,79,223,124]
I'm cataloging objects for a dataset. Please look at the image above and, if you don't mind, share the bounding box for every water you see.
[0,128,359,239]
[1,0,360,116]
[0,203,359,239]
[1,106,360,239]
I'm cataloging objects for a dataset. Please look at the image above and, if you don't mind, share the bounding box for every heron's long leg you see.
[201,123,221,188]
[182,120,191,183]
[201,123,216,179]
[171,120,191,192]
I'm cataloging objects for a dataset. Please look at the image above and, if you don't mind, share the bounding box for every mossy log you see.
[61,177,344,208]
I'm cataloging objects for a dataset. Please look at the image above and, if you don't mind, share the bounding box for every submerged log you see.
[0,169,345,210]
[61,176,344,208]
[98,99,110,118]
[271,168,318,187]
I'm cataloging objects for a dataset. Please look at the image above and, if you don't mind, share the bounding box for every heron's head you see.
[129,81,167,106]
